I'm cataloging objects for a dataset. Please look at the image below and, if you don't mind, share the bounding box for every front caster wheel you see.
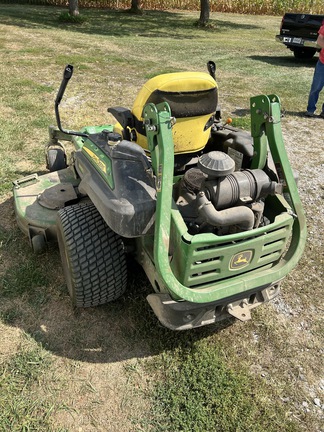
[46,145,68,172]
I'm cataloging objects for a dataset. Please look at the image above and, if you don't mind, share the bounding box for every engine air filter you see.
[198,151,235,178]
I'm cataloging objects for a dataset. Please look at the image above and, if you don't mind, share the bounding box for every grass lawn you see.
[0,4,323,431]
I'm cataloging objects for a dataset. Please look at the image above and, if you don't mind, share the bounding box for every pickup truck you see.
[276,13,324,59]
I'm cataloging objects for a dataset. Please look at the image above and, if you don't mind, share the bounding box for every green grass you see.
[122,292,304,432]
[58,11,87,24]
[2,260,49,301]
[0,5,322,432]
[146,342,299,432]
[0,335,65,432]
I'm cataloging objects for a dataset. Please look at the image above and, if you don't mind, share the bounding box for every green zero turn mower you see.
[13,62,307,330]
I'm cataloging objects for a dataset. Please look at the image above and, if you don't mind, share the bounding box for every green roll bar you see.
[142,96,307,304]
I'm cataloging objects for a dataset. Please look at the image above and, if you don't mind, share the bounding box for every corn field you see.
[1,0,323,16]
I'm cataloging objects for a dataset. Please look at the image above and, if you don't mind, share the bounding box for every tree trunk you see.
[69,0,79,17]
[199,0,210,26]
[129,0,142,14]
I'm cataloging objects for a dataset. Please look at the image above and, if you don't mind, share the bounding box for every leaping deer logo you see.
[230,251,253,270]
[234,254,249,265]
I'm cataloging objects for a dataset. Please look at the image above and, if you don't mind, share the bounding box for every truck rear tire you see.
[57,202,127,307]
[293,48,316,59]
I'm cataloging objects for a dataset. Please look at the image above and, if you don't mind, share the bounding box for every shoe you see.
[320,112,324,119]
[304,111,315,117]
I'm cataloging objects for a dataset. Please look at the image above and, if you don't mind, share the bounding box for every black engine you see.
[173,150,282,235]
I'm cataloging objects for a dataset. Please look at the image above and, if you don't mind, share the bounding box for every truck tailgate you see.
[281,13,323,39]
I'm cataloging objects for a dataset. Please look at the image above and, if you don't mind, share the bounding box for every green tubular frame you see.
[142,96,307,304]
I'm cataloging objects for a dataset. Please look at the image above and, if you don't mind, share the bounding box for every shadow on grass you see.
[0,4,261,40]
[249,54,319,68]
[0,202,234,364]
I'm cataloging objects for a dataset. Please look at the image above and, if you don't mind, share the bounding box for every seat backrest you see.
[131,72,218,154]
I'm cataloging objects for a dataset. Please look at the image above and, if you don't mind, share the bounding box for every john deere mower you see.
[13,63,306,330]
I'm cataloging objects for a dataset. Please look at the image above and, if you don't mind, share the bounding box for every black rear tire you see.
[57,202,127,307]
[293,48,316,60]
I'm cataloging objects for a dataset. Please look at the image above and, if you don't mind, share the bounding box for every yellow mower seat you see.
[116,72,218,155]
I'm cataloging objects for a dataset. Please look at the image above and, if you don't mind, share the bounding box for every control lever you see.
[55,64,73,106]
[55,64,88,138]
[207,60,216,81]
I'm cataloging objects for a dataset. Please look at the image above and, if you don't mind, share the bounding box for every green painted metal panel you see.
[13,167,80,238]
[143,96,306,304]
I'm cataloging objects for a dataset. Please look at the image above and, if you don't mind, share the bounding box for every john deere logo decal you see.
[230,250,253,270]
[83,147,107,174]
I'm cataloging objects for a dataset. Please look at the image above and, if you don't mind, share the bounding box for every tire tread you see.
[57,202,127,307]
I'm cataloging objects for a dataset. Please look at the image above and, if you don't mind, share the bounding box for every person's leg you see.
[306,61,324,114]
